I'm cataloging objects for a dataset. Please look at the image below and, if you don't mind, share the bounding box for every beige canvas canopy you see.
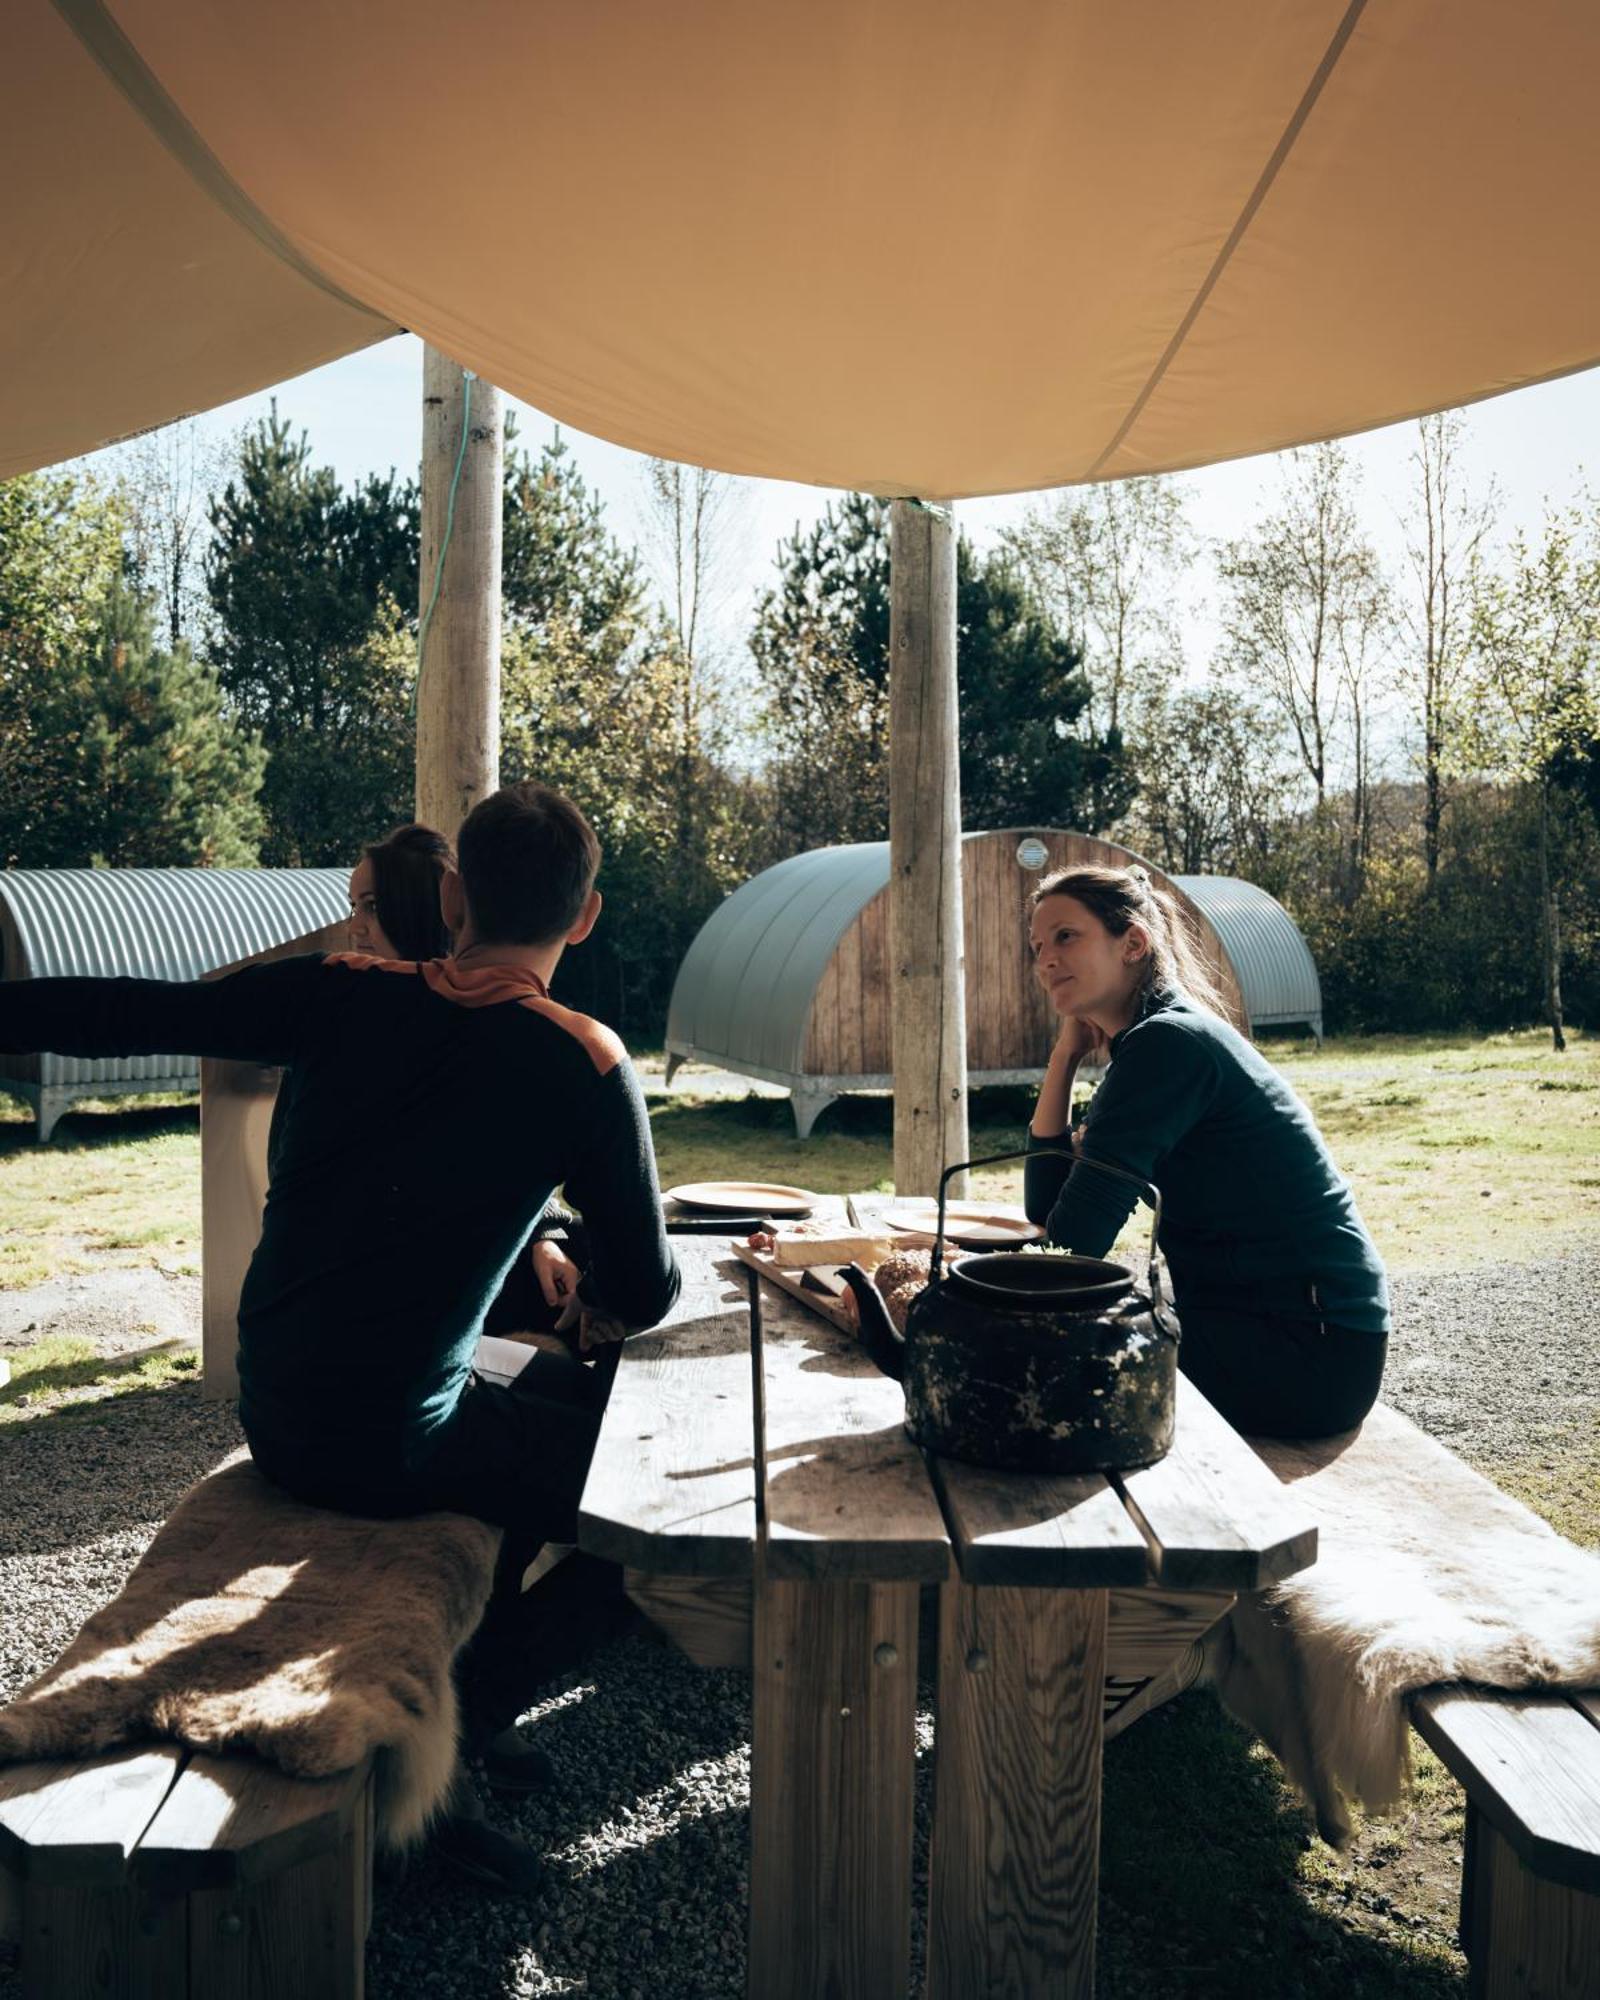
[6,0,1599,495]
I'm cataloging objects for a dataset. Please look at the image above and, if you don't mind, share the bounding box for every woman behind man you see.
[346,821,455,961]
[264,824,452,1180]
[1024,863,1389,1441]
[286,823,583,1324]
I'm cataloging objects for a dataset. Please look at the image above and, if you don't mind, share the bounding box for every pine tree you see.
[67,578,266,867]
[205,410,417,862]
[502,431,646,655]
[749,496,1131,853]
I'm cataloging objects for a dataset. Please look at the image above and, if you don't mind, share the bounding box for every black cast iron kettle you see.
[841,1148,1180,1474]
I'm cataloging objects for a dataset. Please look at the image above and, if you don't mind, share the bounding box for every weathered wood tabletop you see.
[578,1201,1319,2000]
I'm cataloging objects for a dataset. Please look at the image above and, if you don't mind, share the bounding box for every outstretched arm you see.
[0,955,327,1068]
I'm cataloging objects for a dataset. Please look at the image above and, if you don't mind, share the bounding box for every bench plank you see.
[132,1752,371,1895]
[1468,1806,1600,1999]
[20,1878,189,2000]
[1114,1375,1319,1589]
[757,1280,950,1582]
[578,1246,757,1577]
[187,1828,367,2000]
[931,1456,1151,1587]
[1413,1688,1600,1896]
[0,1747,186,1888]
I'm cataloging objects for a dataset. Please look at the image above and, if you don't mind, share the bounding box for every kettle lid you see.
[947,1249,1137,1311]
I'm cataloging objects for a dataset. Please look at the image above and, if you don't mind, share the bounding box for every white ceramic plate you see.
[877,1200,1043,1247]
[665,1180,817,1217]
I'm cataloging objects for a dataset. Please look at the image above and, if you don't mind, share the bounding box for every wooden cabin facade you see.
[665,829,1247,1136]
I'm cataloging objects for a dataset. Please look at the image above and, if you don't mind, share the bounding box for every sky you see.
[85,331,1598,677]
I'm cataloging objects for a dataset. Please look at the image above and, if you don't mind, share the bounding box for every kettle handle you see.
[933,1147,1165,1305]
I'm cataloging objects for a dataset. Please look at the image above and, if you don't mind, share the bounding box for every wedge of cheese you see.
[770,1230,893,1272]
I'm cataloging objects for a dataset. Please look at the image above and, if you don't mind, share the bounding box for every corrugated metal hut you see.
[665,830,1248,1136]
[0,869,347,1139]
[1173,875,1323,1041]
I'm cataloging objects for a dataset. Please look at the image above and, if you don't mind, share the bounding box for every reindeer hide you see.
[1210,1402,1600,1846]
[0,1451,500,1851]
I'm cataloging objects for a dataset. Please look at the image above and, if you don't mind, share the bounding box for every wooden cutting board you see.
[730,1240,859,1337]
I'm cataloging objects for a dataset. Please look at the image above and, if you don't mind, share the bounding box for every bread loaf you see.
[872,1247,950,1333]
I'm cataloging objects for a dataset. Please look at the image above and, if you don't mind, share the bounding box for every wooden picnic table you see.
[578,1200,1319,2000]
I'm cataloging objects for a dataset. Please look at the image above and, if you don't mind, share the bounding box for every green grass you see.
[1098,1702,1466,1998]
[1261,1029,1600,1271]
[647,1029,1600,1275]
[0,1330,199,1425]
[5,1033,1595,1289]
[0,1094,199,1289]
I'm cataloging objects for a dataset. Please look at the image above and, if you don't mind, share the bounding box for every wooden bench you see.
[0,1743,373,2000]
[1411,1686,1600,1999]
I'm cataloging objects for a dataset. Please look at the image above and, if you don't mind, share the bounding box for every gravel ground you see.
[0,1265,200,1359]
[1,1251,1595,1997]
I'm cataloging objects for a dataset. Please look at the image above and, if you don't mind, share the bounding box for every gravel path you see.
[1,1251,1595,1997]
[0,1264,199,1359]
[1383,1253,1600,1463]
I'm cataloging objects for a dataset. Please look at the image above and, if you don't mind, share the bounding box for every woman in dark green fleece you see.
[1023,865,1388,1438]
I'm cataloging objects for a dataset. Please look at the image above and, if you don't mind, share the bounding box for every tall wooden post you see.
[888,498,968,1198]
[416,346,503,833]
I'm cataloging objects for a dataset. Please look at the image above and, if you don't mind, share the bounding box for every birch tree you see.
[1001,475,1189,745]
[1397,412,1495,879]
[115,417,238,651]
[1218,442,1389,860]
[1469,507,1600,1050]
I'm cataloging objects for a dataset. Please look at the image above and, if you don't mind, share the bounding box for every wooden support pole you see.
[888,497,969,1199]
[416,346,503,834]
[748,1578,920,2000]
[927,1581,1108,2000]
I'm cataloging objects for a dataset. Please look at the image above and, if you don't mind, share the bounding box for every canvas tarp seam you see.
[1088,0,1371,479]
[51,0,394,330]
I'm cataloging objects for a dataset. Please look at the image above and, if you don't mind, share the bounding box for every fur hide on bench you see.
[1212,1402,1600,1845]
[0,1451,500,1850]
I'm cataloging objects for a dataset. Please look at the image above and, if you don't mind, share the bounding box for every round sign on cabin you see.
[1015,837,1049,871]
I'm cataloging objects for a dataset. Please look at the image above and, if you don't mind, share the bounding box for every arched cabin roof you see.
[666,831,1246,1088]
[1172,875,1323,1037]
[668,843,891,1081]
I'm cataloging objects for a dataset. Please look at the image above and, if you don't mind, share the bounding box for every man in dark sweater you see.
[0,782,679,1888]
[0,781,679,1526]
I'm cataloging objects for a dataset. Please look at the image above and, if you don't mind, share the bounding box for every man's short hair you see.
[455,782,601,946]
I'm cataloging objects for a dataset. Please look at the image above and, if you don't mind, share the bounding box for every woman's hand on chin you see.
[1053,1013,1109,1065]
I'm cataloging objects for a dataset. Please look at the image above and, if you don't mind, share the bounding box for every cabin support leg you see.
[790,1090,837,1140]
